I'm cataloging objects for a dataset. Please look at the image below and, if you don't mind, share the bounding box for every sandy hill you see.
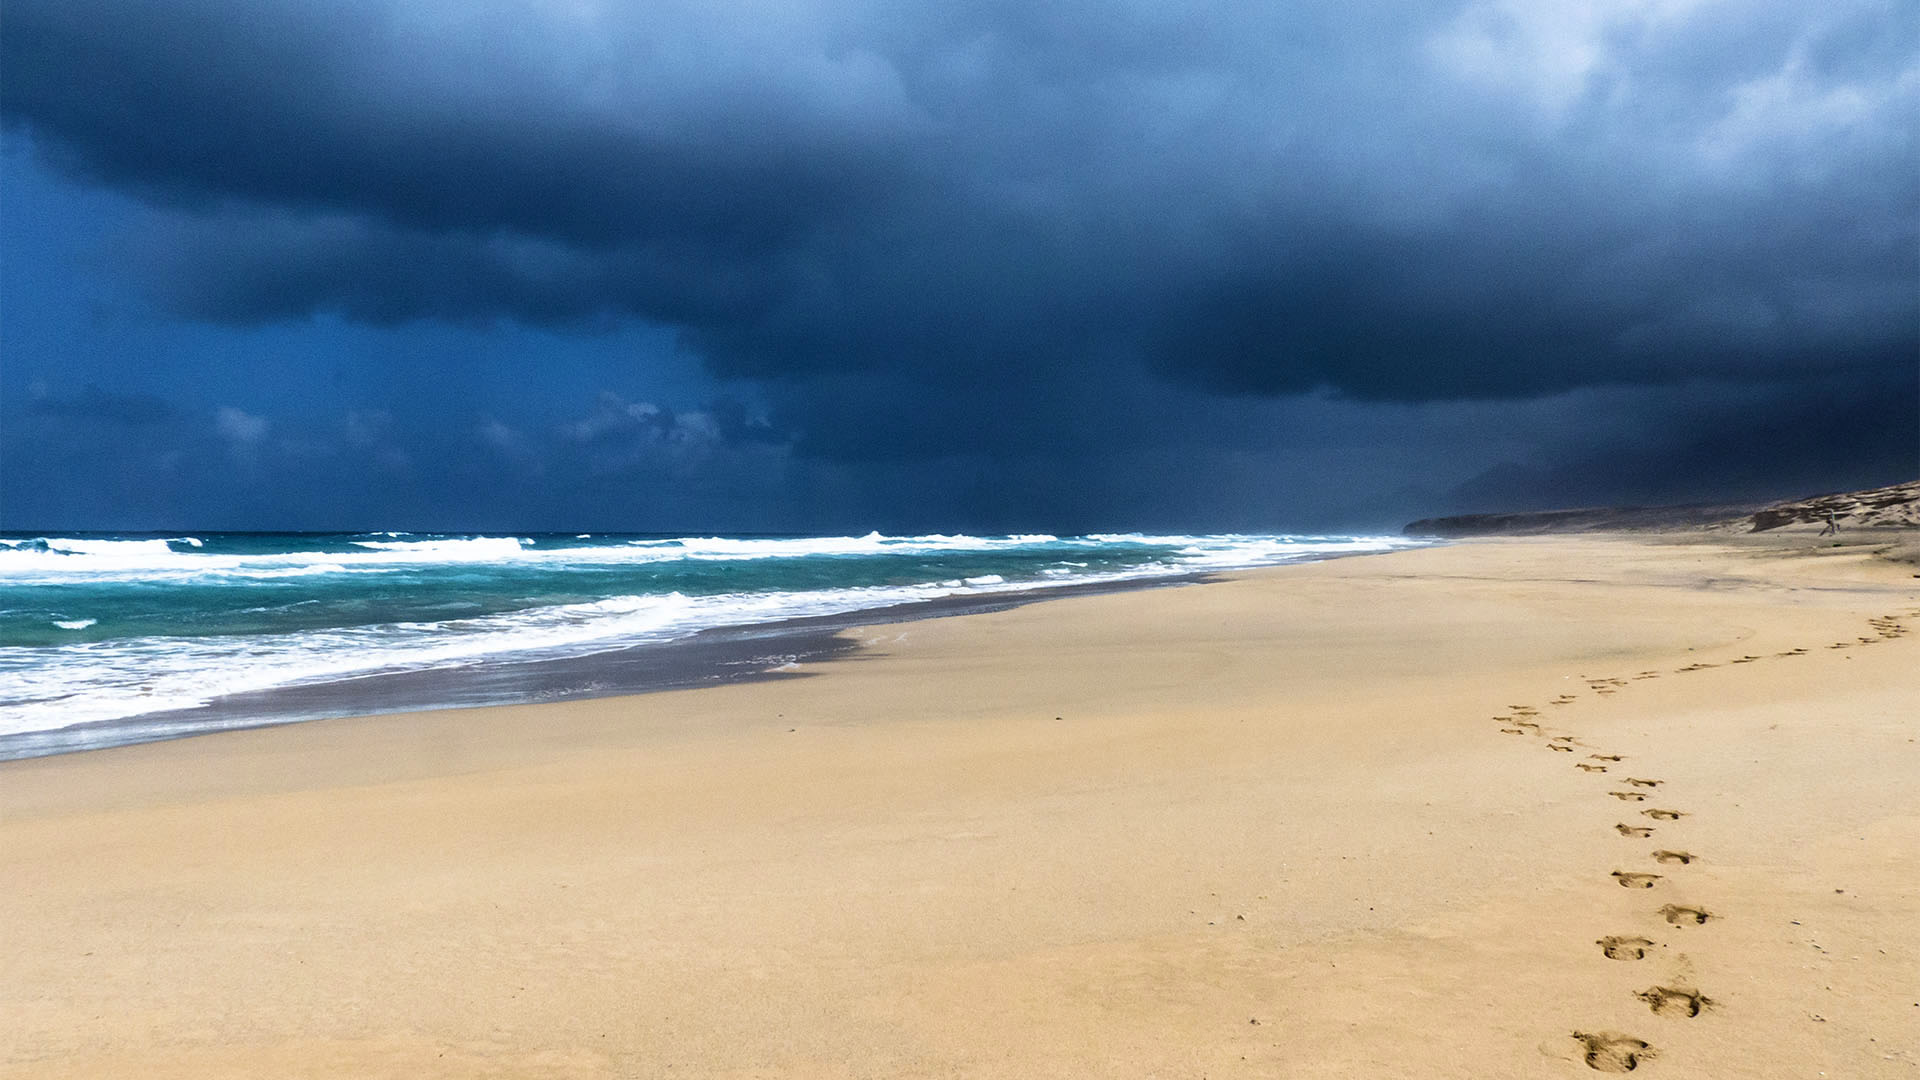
[1405,479,1919,538]
[1727,478,1920,532]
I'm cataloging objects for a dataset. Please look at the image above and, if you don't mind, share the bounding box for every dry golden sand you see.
[3,535,1917,1078]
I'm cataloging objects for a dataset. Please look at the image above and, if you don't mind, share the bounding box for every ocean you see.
[0,531,1422,758]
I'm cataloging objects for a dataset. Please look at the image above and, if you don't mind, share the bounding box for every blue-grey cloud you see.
[1445,371,1920,513]
[7,0,1912,409]
[2,0,1913,532]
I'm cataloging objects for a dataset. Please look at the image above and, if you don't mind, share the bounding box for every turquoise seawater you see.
[0,531,1422,739]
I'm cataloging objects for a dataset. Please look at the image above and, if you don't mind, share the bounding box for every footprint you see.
[1651,850,1696,865]
[1612,871,1662,888]
[1549,735,1577,743]
[1500,728,1528,735]
[1614,824,1653,838]
[1589,754,1623,762]
[1641,808,1686,820]
[1513,720,1541,730]
[1658,904,1713,926]
[1572,1031,1653,1073]
[1549,744,1575,752]
[1610,791,1648,801]
[1623,778,1662,788]
[1576,763,1608,772]
[1636,986,1713,1018]
[1598,935,1655,960]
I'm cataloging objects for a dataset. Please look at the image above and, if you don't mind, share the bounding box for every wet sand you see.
[0,574,1207,761]
[3,534,1916,1078]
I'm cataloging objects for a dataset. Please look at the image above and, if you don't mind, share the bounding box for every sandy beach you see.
[3,533,1916,1079]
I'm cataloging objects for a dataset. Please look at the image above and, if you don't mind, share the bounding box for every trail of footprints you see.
[1484,609,1915,1072]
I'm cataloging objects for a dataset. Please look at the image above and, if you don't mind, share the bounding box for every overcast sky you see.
[3,0,1914,533]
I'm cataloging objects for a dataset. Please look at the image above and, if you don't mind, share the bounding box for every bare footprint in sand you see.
[1637,986,1713,1017]
[1499,728,1528,735]
[1612,871,1662,888]
[1598,935,1655,960]
[1549,744,1576,752]
[1615,824,1654,838]
[1659,904,1713,926]
[1651,850,1696,865]
[1590,753,1623,762]
[1610,791,1648,802]
[1642,808,1686,820]
[1572,1032,1653,1073]
[1623,778,1662,788]
[1576,763,1608,772]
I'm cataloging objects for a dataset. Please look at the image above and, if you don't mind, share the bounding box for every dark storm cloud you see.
[7,0,1912,415]
[1443,369,1920,513]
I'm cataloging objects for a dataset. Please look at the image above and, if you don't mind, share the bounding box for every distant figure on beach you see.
[1819,511,1839,536]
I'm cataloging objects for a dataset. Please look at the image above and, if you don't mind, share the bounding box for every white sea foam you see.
[620,532,1059,561]
[52,619,97,630]
[349,536,530,557]
[0,532,1426,739]
[44,537,180,556]
[0,572,1139,737]
[0,531,1073,584]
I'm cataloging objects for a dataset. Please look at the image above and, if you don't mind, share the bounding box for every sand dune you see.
[1406,477,1918,537]
[3,533,1917,1078]
[1736,479,1920,532]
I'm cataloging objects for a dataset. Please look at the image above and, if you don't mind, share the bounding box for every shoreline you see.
[0,571,1222,761]
[8,537,1421,762]
[4,533,1916,1078]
